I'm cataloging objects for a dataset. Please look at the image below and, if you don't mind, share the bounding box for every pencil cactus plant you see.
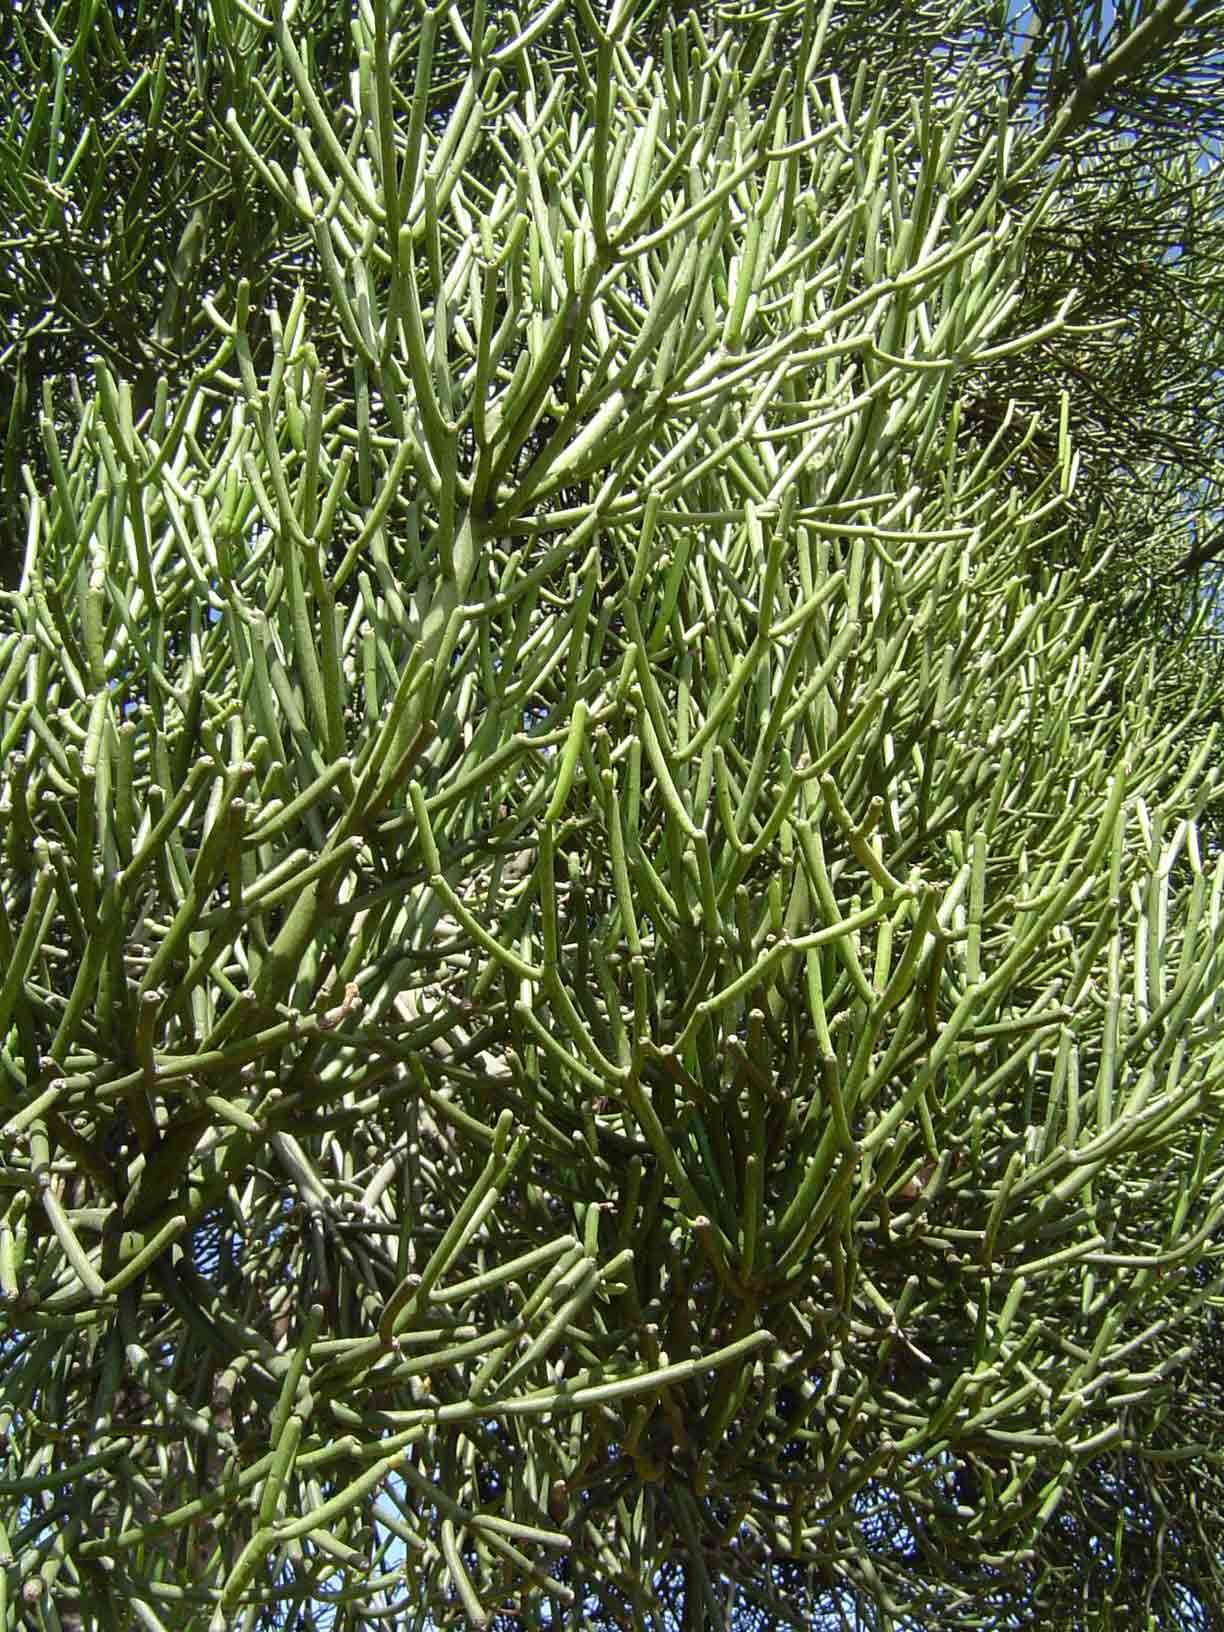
[2,1,1224,1628]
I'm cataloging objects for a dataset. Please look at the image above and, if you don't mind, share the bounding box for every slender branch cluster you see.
[2,3,1224,1628]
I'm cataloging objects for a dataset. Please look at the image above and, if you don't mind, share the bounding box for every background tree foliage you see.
[1,1,1223,1628]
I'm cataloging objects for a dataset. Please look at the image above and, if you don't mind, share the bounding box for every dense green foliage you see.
[1,2,1223,1628]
